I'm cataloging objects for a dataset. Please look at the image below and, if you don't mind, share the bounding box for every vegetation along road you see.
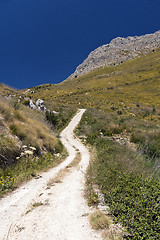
[0,109,101,240]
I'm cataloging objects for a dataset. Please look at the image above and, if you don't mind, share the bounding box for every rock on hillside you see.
[69,30,160,79]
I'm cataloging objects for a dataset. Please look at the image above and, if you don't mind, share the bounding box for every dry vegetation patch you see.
[0,96,68,195]
[90,210,112,230]
[47,151,81,188]
[25,200,50,215]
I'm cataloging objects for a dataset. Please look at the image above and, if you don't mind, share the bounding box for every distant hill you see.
[0,83,18,97]
[27,48,160,112]
[68,30,160,79]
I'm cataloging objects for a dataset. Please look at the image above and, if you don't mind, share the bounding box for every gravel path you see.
[0,109,101,240]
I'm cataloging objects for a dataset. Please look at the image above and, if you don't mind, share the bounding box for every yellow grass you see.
[90,210,112,230]
[28,49,160,111]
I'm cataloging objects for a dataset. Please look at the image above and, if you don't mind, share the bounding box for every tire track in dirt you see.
[0,109,101,240]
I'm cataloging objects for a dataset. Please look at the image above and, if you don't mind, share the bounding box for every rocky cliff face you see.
[69,30,160,79]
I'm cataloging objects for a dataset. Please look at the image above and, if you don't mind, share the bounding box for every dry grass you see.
[32,202,44,208]
[25,201,48,215]
[90,210,112,230]
[0,135,19,166]
[47,151,81,188]
[0,100,14,122]
[90,210,123,239]
[68,151,81,167]
[0,96,58,161]
[102,230,123,240]
[0,83,17,97]
[9,116,57,153]
[29,49,160,111]
[0,95,64,196]
[47,168,68,188]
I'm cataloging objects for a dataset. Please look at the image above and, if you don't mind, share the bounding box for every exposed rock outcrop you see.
[28,99,46,111]
[36,99,46,111]
[68,30,160,79]
[29,100,37,109]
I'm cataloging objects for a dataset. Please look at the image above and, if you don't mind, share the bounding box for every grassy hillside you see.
[62,49,160,239]
[0,83,18,97]
[1,48,160,238]
[76,108,160,239]
[26,48,160,239]
[27,49,160,112]
[0,92,76,195]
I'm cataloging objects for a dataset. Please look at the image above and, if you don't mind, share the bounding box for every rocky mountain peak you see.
[68,30,160,79]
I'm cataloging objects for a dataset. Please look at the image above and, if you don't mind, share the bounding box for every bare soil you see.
[0,109,101,240]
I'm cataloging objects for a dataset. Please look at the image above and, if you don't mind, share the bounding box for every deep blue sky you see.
[0,0,160,89]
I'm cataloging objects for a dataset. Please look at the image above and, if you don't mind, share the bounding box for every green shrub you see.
[104,173,160,239]
[144,138,160,159]
[130,132,145,144]
[46,110,59,127]
[0,151,65,195]
[12,101,20,110]
[86,133,98,144]
[22,99,30,106]
[77,109,160,239]
[88,192,99,206]
[117,110,122,115]
[90,139,160,239]
[55,140,63,153]
[0,174,14,191]
[45,106,76,131]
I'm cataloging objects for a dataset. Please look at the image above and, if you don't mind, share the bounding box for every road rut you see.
[0,109,101,240]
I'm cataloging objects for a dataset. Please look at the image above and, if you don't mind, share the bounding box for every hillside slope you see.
[68,30,160,79]
[1,32,160,239]
[0,110,102,240]
[0,90,76,195]
[28,48,160,113]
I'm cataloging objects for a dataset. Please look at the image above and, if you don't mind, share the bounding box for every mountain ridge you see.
[68,30,160,79]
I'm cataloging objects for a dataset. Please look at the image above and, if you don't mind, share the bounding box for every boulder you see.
[29,100,36,109]
[36,99,44,107]
[36,99,46,111]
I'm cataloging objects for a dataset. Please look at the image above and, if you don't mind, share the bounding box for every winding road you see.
[0,109,101,240]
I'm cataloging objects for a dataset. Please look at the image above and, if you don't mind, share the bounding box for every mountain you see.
[27,47,160,111]
[1,31,160,238]
[1,30,160,173]
[68,30,160,79]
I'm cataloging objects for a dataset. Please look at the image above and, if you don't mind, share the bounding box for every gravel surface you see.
[0,109,101,240]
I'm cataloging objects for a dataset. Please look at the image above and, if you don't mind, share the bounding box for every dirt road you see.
[0,109,101,240]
